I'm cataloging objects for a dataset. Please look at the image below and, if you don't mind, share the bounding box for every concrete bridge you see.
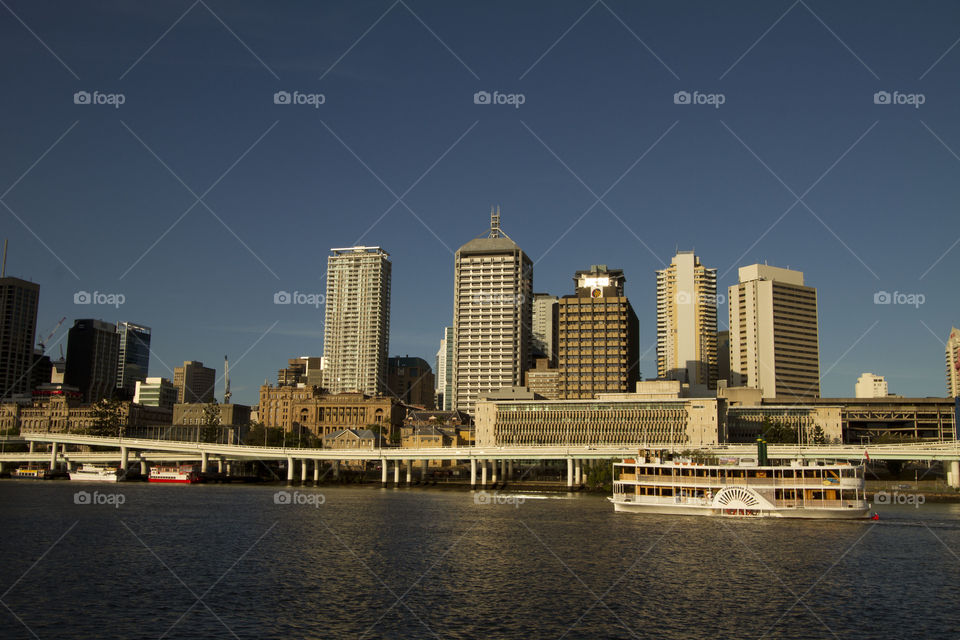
[9,432,960,488]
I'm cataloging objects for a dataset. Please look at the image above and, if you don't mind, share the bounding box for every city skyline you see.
[2,1,959,404]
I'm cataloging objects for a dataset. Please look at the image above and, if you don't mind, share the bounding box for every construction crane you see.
[224,355,232,405]
[38,316,66,354]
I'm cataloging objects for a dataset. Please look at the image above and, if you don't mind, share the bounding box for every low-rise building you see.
[17,396,172,434]
[134,377,178,410]
[258,384,404,439]
[323,428,380,449]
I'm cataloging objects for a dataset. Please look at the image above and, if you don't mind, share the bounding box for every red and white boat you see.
[148,464,201,484]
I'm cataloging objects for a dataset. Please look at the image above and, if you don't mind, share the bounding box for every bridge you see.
[7,432,960,488]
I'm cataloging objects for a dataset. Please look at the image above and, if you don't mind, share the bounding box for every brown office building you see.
[556,265,639,399]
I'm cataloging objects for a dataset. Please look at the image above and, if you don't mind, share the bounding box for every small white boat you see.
[149,465,200,484]
[69,464,124,483]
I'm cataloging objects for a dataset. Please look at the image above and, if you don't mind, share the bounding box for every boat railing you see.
[624,474,861,489]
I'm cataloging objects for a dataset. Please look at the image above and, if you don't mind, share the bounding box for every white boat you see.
[149,465,200,484]
[69,464,124,483]
[611,450,872,519]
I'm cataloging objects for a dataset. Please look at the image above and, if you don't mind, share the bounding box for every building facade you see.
[173,360,215,404]
[387,356,435,408]
[257,384,404,439]
[0,276,39,400]
[947,327,960,397]
[278,356,324,388]
[656,251,718,390]
[728,264,821,401]
[134,377,178,410]
[116,322,151,396]
[323,246,391,396]
[855,373,889,398]
[64,319,120,403]
[452,209,533,414]
[16,396,171,434]
[532,293,559,364]
[556,265,639,399]
[435,327,454,411]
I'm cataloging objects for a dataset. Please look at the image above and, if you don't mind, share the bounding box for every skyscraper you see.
[556,265,639,398]
[173,360,215,403]
[387,356,435,408]
[656,251,718,390]
[728,264,821,401]
[435,326,454,411]
[452,209,532,413]
[323,246,391,396]
[947,327,960,398]
[64,319,121,403]
[116,322,151,396]
[0,276,39,399]
[532,293,559,364]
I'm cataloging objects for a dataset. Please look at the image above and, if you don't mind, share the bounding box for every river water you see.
[0,481,958,639]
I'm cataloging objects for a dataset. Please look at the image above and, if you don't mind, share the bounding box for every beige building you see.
[725,405,843,444]
[452,209,533,414]
[556,266,639,399]
[524,358,562,400]
[656,251,718,390]
[258,384,403,439]
[278,357,324,388]
[728,264,820,401]
[16,396,171,434]
[531,293,558,363]
[323,246,391,396]
[173,361,215,404]
[947,327,960,397]
[475,396,720,447]
[855,373,889,398]
[134,377,178,410]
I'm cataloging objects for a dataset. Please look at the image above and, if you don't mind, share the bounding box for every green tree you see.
[810,425,826,445]
[199,402,221,443]
[90,398,124,437]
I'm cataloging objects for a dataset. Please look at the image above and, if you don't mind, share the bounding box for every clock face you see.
[590,287,602,298]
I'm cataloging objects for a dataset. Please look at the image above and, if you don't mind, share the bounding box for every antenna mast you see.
[224,355,232,404]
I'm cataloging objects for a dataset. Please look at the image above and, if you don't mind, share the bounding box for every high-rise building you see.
[556,265,639,398]
[173,360,215,404]
[656,251,718,390]
[855,372,889,398]
[323,246,391,396]
[116,322,151,396]
[387,356,435,408]
[134,377,178,410]
[728,264,821,401]
[452,209,533,414]
[717,330,730,384]
[435,327,454,411]
[278,357,324,388]
[0,276,40,400]
[532,293,559,364]
[947,327,960,397]
[64,319,121,403]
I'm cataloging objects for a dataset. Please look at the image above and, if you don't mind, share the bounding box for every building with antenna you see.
[452,207,533,414]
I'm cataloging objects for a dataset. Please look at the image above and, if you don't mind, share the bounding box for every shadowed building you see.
[64,319,120,403]
[116,322,151,397]
[173,361,215,404]
[387,356,435,408]
[0,276,39,400]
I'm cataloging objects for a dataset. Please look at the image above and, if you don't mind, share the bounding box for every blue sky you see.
[1,0,958,404]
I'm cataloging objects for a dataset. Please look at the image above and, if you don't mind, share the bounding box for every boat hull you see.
[610,498,871,519]
[148,477,200,484]
[69,473,121,483]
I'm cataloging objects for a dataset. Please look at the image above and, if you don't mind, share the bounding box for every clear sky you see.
[2,0,958,405]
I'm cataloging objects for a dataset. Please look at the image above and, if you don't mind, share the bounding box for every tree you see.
[243,422,286,447]
[200,402,221,443]
[810,425,827,445]
[760,417,797,444]
[90,398,124,437]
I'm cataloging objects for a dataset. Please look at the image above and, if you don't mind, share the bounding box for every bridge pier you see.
[217,457,224,474]
[575,459,582,487]
[950,460,960,489]
[332,461,340,480]
[314,460,320,483]
[405,460,412,485]
[301,459,308,483]
[381,462,388,485]
[566,458,574,488]
[140,459,148,475]
[49,442,58,471]
[286,456,294,483]
[201,451,209,474]
[470,459,477,488]
[491,459,498,485]
[393,460,400,484]
[421,459,428,481]
[120,446,129,472]
[507,460,513,480]
[481,460,488,487]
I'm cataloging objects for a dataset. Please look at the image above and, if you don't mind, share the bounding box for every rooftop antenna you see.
[224,355,232,405]
[489,206,501,238]
[1,238,7,277]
